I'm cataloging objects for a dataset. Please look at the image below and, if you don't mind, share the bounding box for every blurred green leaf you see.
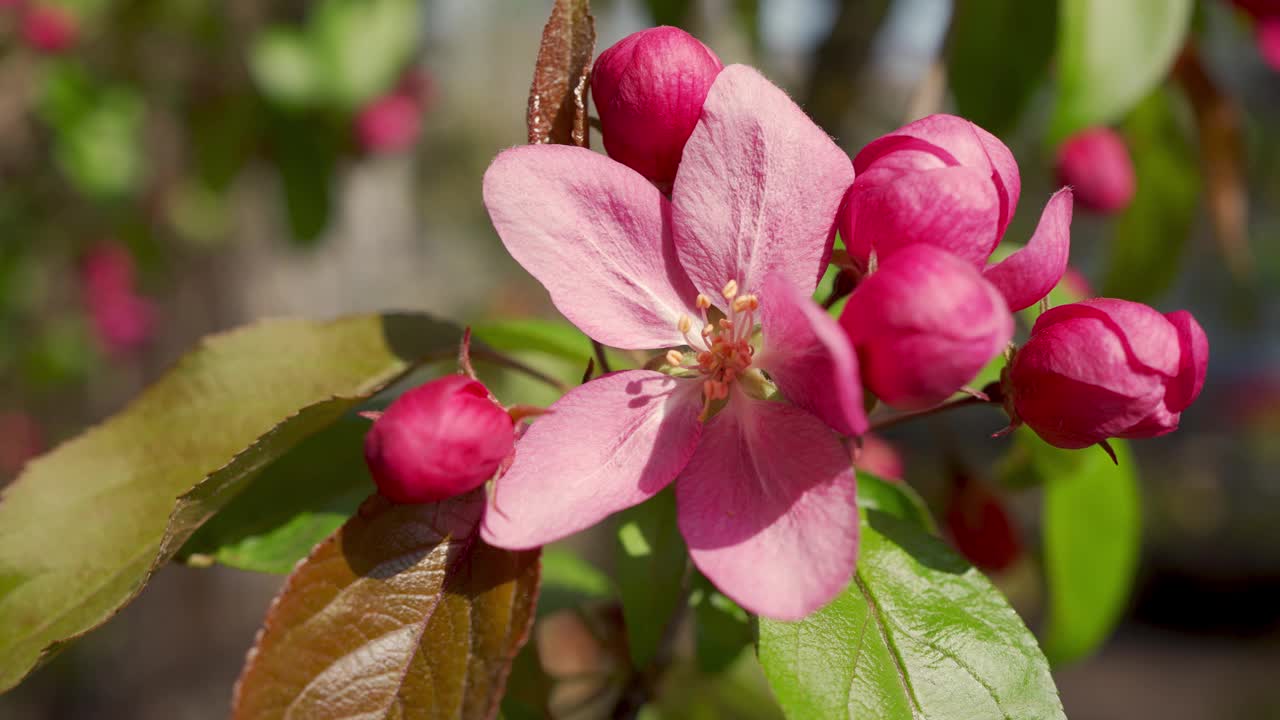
[947,0,1057,136]
[249,29,323,107]
[1102,88,1200,300]
[1029,431,1141,665]
[538,545,615,617]
[40,68,145,199]
[270,111,339,244]
[473,318,593,365]
[177,417,374,574]
[21,315,94,389]
[856,472,936,532]
[615,488,687,669]
[1051,0,1193,138]
[0,313,461,693]
[758,511,1065,720]
[690,574,752,674]
[311,0,420,108]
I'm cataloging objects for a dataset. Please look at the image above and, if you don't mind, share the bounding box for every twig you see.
[470,348,572,395]
[869,394,993,432]
[592,339,613,374]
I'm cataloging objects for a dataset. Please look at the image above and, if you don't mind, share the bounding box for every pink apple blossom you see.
[355,93,422,155]
[1055,128,1136,214]
[840,114,1074,311]
[1005,299,1209,449]
[591,26,723,188]
[365,375,515,504]
[80,243,155,356]
[840,244,1014,410]
[481,65,863,620]
[21,4,78,54]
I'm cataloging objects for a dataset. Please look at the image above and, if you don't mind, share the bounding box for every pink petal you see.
[481,370,704,549]
[1259,19,1280,71]
[671,65,854,302]
[854,114,1021,239]
[1032,299,1180,378]
[983,188,1074,311]
[1163,310,1208,412]
[676,393,859,620]
[843,165,1001,268]
[755,274,867,436]
[483,145,700,350]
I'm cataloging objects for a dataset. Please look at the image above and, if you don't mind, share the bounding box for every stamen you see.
[718,318,734,330]
[696,294,712,310]
[702,323,716,338]
[666,350,684,366]
[721,279,739,300]
[731,295,752,313]
[678,314,692,334]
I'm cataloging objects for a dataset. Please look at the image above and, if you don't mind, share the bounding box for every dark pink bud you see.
[22,4,78,54]
[590,26,723,188]
[0,411,43,477]
[364,375,515,504]
[1007,298,1208,449]
[1259,18,1280,70]
[355,93,422,155]
[1054,128,1136,214]
[79,243,155,356]
[944,469,1021,573]
[841,114,1021,270]
[1060,266,1094,301]
[839,244,1014,410]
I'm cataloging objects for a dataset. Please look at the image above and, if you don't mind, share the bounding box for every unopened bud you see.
[1055,128,1135,214]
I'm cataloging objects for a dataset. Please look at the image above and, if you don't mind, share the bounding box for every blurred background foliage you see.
[1,0,1279,718]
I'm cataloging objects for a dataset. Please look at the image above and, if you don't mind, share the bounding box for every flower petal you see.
[854,114,1021,239]
[483,145,699,349]
[1031,298,1179,378]
[842,165,1001,268]
[1163,310,1208,413]
[676,393,859,620]
[481,370,703,549]
[983,188,1074,311]
[756,274,867,436]
[672,65,854,302]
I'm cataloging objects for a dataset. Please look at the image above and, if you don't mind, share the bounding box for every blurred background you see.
[1,0,1278,718]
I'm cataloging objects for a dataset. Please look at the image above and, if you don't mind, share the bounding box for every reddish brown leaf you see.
[527,0,595,147]
[232,491,540,720]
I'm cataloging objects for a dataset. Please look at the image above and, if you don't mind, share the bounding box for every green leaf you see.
[270,111,340,244]
[690,574,752,674]
[615,488,687,669]
[52,87,145,198]
[758,511,1065,720]
[249,29,323,107]
[232,492,540,719]
[1051,0,1193,138]
[1102,87,1200,301]
[176,416,375,574]
[947,0,1057,136]
[1030,431,1141,665]
[856,472,936,532]
[527,0,596,146]
[0,313,460,693]
[473,318,593,365]
[538,545,615,617]
[311,0,421,108]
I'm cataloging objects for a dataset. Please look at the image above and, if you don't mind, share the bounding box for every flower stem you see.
[868,384,1003,432]
[592,339,613,374]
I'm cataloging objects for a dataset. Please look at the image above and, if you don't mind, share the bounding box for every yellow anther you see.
[666,350,684,366]
[718,318,734,330]
[696,294,712,310]
[678,314,693,334]
[744,294,760,311]
[732,294,759,313]
[702,323,716,337]
[721,279,739,300]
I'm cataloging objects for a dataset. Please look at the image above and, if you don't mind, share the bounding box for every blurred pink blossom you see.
[21,4,78,54]
[1055,127,1136,214]
[355,93,422,155]
[80,244,155,356]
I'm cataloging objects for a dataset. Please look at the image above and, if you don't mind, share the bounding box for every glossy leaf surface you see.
[0,313,459,692]
[232,492,540,720]
[758,510,1065,720]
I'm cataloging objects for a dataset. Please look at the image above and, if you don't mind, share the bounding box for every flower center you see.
[670,279,760,411]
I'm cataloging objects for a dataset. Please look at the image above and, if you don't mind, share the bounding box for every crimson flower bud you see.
[22,4,78,54]
[80,244,154,356]
[1054,128,1136,214]
[944,469,1021,573]
[591,26,722,188]
[856,433,905,482]
[355,92,422,155]
[1006,298,1208,449]
[364,375,515,504]
[839,244,1014,410]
